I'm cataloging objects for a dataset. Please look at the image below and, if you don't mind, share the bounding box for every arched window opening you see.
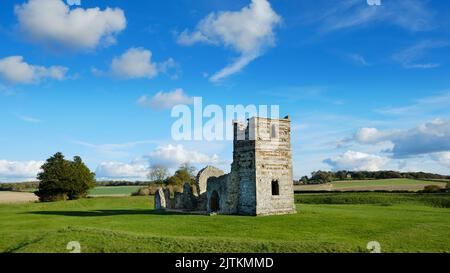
[272,180,279,196]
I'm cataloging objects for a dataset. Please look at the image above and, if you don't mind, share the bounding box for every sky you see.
[1,0,450,182]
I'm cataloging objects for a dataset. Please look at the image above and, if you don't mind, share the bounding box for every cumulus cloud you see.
[95,161,148,180]
[346,119,450,158]
[324,151,390,171]
[137,88,194,110]
[15,0,126,50]
[0,160,44,181]
[352,127,394,144]
[0,56,68,84]
[95,144,223,180]
[177,0,281,82]
[109,48,177,79]
[145,144,221,168]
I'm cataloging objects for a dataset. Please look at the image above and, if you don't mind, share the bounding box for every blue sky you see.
[1,0,450,182]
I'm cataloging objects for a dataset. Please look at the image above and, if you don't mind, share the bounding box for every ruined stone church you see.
[154,116,296,216]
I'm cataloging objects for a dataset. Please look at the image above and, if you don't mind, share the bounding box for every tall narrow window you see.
[271,123,279,139]
[272,180,279,196]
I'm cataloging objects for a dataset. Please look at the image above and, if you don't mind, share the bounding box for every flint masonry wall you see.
[196,166,225,196]
[253,117,296,215]
[234,121,257,215]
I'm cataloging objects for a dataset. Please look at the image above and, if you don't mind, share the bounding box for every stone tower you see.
[234,116,296,216]
[154,115,296,216]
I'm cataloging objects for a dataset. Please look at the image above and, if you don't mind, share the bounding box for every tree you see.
[179,163,197,179]
[310,171,334,184]
[300,176,309,184]
[147,165,169,183]
[68,156,96,199]
[36,153,95,202]
[165,166,195,186]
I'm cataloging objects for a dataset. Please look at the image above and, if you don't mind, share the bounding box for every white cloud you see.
[146,144,221,168]
[352,127,393,144]
[177,0,281,82]
[324,151,390,171]
[95,144,224,180]
[15,0,126,50]
[137,88,194,110]
[95,161,148,180]
[0,160,44,181]
[111,48,157,79]
[0,56,68,84]
[346,118,450,158]
[109,48,177,79]
[432,152,450,168]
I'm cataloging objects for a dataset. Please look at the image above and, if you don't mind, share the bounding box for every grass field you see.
[294,179,447,192]
[88,186,143,196]
[0,193,449,253]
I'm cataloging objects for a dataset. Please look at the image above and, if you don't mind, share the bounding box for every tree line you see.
[296,170,450,185]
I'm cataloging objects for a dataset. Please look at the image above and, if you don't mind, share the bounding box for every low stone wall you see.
[154,183,203,211]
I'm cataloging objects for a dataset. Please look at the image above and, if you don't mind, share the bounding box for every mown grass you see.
[0,194,449,253]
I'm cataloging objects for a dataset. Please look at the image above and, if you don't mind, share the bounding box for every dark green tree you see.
[165,166,195,186]
[36,153,95,202]
[310,171,334,184]
[300,176,309,184]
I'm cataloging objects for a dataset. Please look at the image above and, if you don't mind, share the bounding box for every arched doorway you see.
[210,190,220,212]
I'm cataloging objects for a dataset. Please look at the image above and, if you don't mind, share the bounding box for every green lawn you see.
[88,186,143,196]
[0,193,449,253]
[294,179,447,192]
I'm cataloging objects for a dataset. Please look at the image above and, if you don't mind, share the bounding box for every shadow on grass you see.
[26,209,195,217]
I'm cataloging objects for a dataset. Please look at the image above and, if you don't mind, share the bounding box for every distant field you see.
[0,193,448,253]
[0,186,144,203]
[0,192,38,204]
[88,186,143,196]
[294,179,447,192]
